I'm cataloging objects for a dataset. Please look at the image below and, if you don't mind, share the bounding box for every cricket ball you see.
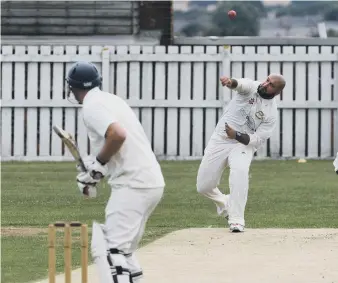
[228,10,236,19]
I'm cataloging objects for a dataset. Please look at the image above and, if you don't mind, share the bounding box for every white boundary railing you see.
[1,44,338,161]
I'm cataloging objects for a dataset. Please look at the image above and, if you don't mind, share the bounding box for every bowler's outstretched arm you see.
[220,76,255,95]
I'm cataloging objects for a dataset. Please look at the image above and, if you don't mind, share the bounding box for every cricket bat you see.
[52,125,87,172]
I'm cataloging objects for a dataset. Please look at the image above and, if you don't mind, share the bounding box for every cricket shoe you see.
[229,223,244,233]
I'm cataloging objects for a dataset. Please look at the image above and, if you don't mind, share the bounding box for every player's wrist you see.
[96,156,107,166]
[235,131,250,145]
[229,78,238,89]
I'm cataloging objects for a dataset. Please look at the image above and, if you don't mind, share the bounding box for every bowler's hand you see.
[220,76,232,87]
[225,123,236,139]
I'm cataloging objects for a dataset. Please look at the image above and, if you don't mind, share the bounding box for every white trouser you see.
[333,152,338,173]
[105,186,163,253]
[104,186,164,281]
[196,135,254,226]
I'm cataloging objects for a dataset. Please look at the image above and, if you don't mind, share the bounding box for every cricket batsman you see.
[334,152,338,174]
[196,74,286,232]
[66,61,165,282]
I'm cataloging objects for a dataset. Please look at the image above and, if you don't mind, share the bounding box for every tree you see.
[310,28,338,37]
[247,1,266,17]
[327,29,338,37]
[181,23,206,36]
[275,1,337,17]
[324,7,338,21]
[189,1,217,8]
[206,1,263,36]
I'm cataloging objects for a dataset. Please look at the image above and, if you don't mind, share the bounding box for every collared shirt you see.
[214,78,278,149]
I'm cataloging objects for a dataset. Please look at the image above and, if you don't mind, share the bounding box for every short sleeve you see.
[83,102,117,138]
[233,78,256,95]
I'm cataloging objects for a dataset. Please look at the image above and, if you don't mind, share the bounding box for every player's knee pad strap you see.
[131,271,143,281]
[107,249,133,283]
[124,252,143,281]
[110,248,127,255]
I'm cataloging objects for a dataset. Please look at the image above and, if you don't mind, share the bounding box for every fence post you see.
[101,47,110,92]
[222,45,231,113]
[334,53,338,155]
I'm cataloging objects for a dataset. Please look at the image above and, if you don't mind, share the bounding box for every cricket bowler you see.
[196,74,286,232]
[66,61,165,282]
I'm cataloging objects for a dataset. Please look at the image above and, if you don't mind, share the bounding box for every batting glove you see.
[75,155,108,197]
[86,156,108,180]
[76,155,108,180]
[76,172,98,198]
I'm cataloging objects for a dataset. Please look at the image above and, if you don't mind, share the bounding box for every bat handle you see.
[79,162,87,173]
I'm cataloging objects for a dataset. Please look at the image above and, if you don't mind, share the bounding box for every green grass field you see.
[2,159,337,283]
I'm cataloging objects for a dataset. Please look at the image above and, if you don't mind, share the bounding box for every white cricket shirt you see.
[82,87,165,189]
[214,78,278,149]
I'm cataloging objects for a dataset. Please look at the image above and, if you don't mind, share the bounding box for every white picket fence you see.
[1,44,338,161]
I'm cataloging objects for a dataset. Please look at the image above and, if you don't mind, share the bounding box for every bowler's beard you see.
[257,84,275,100]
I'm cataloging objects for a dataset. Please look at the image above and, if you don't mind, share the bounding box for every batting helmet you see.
[66,61,102,90]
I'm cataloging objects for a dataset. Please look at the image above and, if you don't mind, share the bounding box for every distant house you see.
[260,12,338,37]
[1,0,174,45]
